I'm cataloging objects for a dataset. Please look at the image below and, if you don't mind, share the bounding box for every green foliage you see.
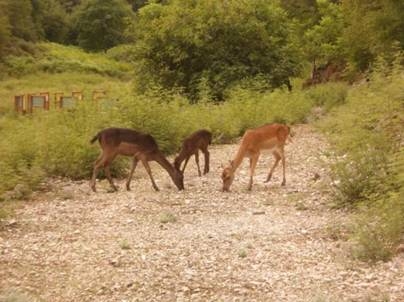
[32,0,71,43]
[321,64,403,206]
[2,43,133,78]
[6,0,38,42]
[303,0,344,64]
[0,0,11,56]
[280,0,319,30]
[159,212,177,224]
[73,0,134,52]
[129,0,302,100]
[304,82,349,111]
[352,191,404,262]
[320,60,404,261]
[341,0,404,71]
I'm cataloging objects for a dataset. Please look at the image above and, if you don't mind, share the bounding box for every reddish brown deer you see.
[90,128,184,192]
[174,129,212,176]
[221,123,290,192]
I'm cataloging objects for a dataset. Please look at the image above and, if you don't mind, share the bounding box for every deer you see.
[89,128,184,192]
[174,129,212,176]
[221,123,291,192]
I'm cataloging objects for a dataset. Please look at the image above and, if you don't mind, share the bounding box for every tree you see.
[126,0,148,11]
[341,0,404,71]
[129,0,302,100]
[73,0,134,51]
[303,0,344,67]
[7,0,38,41]
[32,0,70,43]
[0,0,11,56]
[280,0,320,30]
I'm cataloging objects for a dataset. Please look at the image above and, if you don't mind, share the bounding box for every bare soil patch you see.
[1,125,403,301]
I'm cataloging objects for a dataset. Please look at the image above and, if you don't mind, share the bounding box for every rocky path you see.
[1,125,403,302]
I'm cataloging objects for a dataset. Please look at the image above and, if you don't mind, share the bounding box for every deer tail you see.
[90,132,100,144]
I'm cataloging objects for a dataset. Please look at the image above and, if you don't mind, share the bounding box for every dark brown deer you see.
[90,128,184,192]
[174,129,212,176]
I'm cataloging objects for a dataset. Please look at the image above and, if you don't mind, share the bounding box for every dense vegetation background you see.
[0,0,403,261]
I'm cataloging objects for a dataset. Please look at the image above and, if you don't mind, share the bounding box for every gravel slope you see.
[1,124,403,302]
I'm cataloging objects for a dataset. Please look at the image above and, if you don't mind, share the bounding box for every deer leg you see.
[141,159,159,191]
[247,153,259,191]
[280,149,286,186]
[181,156,190,174]
[126,157,139,191]
[202,147,210,174]
[265,151,281,183]
[195,151,202,177]
[104,166,118,191]
[90,153,105,192]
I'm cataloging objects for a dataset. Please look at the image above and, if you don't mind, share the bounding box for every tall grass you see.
[319,59,404,261]
[2,43,132,78]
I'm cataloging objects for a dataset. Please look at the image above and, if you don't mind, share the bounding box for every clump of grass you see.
[324,220,349,241]
[352,192,404,262]
[119,239,131,250]
[1,184,32,202]
[295,201,309,211]
[0,289,39,302]
[159,212,177,224]
[0,207,9,221]
[238,249,247,258]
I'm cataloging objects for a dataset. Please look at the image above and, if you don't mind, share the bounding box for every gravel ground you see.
[1,124,403,302]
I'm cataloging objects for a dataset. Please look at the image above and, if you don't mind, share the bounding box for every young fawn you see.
[174,129,212,176]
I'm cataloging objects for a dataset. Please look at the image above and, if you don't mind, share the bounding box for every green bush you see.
[352,190,404,262]
[320,61,404,261]
[305,82,348,111]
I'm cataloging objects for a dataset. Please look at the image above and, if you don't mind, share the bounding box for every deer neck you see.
[154,151,177,178]
[230,144,248,174]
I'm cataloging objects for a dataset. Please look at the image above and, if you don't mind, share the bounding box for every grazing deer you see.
[221,123,290,192]
[90,128,184,192]
[174,129,212,176]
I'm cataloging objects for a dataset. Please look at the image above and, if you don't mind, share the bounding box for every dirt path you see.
[1,125,403,302]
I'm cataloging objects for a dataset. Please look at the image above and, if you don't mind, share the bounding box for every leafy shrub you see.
[352,191,404,262]
[305,82,348,111]
[159,212,177,224]
[320,60,404,261]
